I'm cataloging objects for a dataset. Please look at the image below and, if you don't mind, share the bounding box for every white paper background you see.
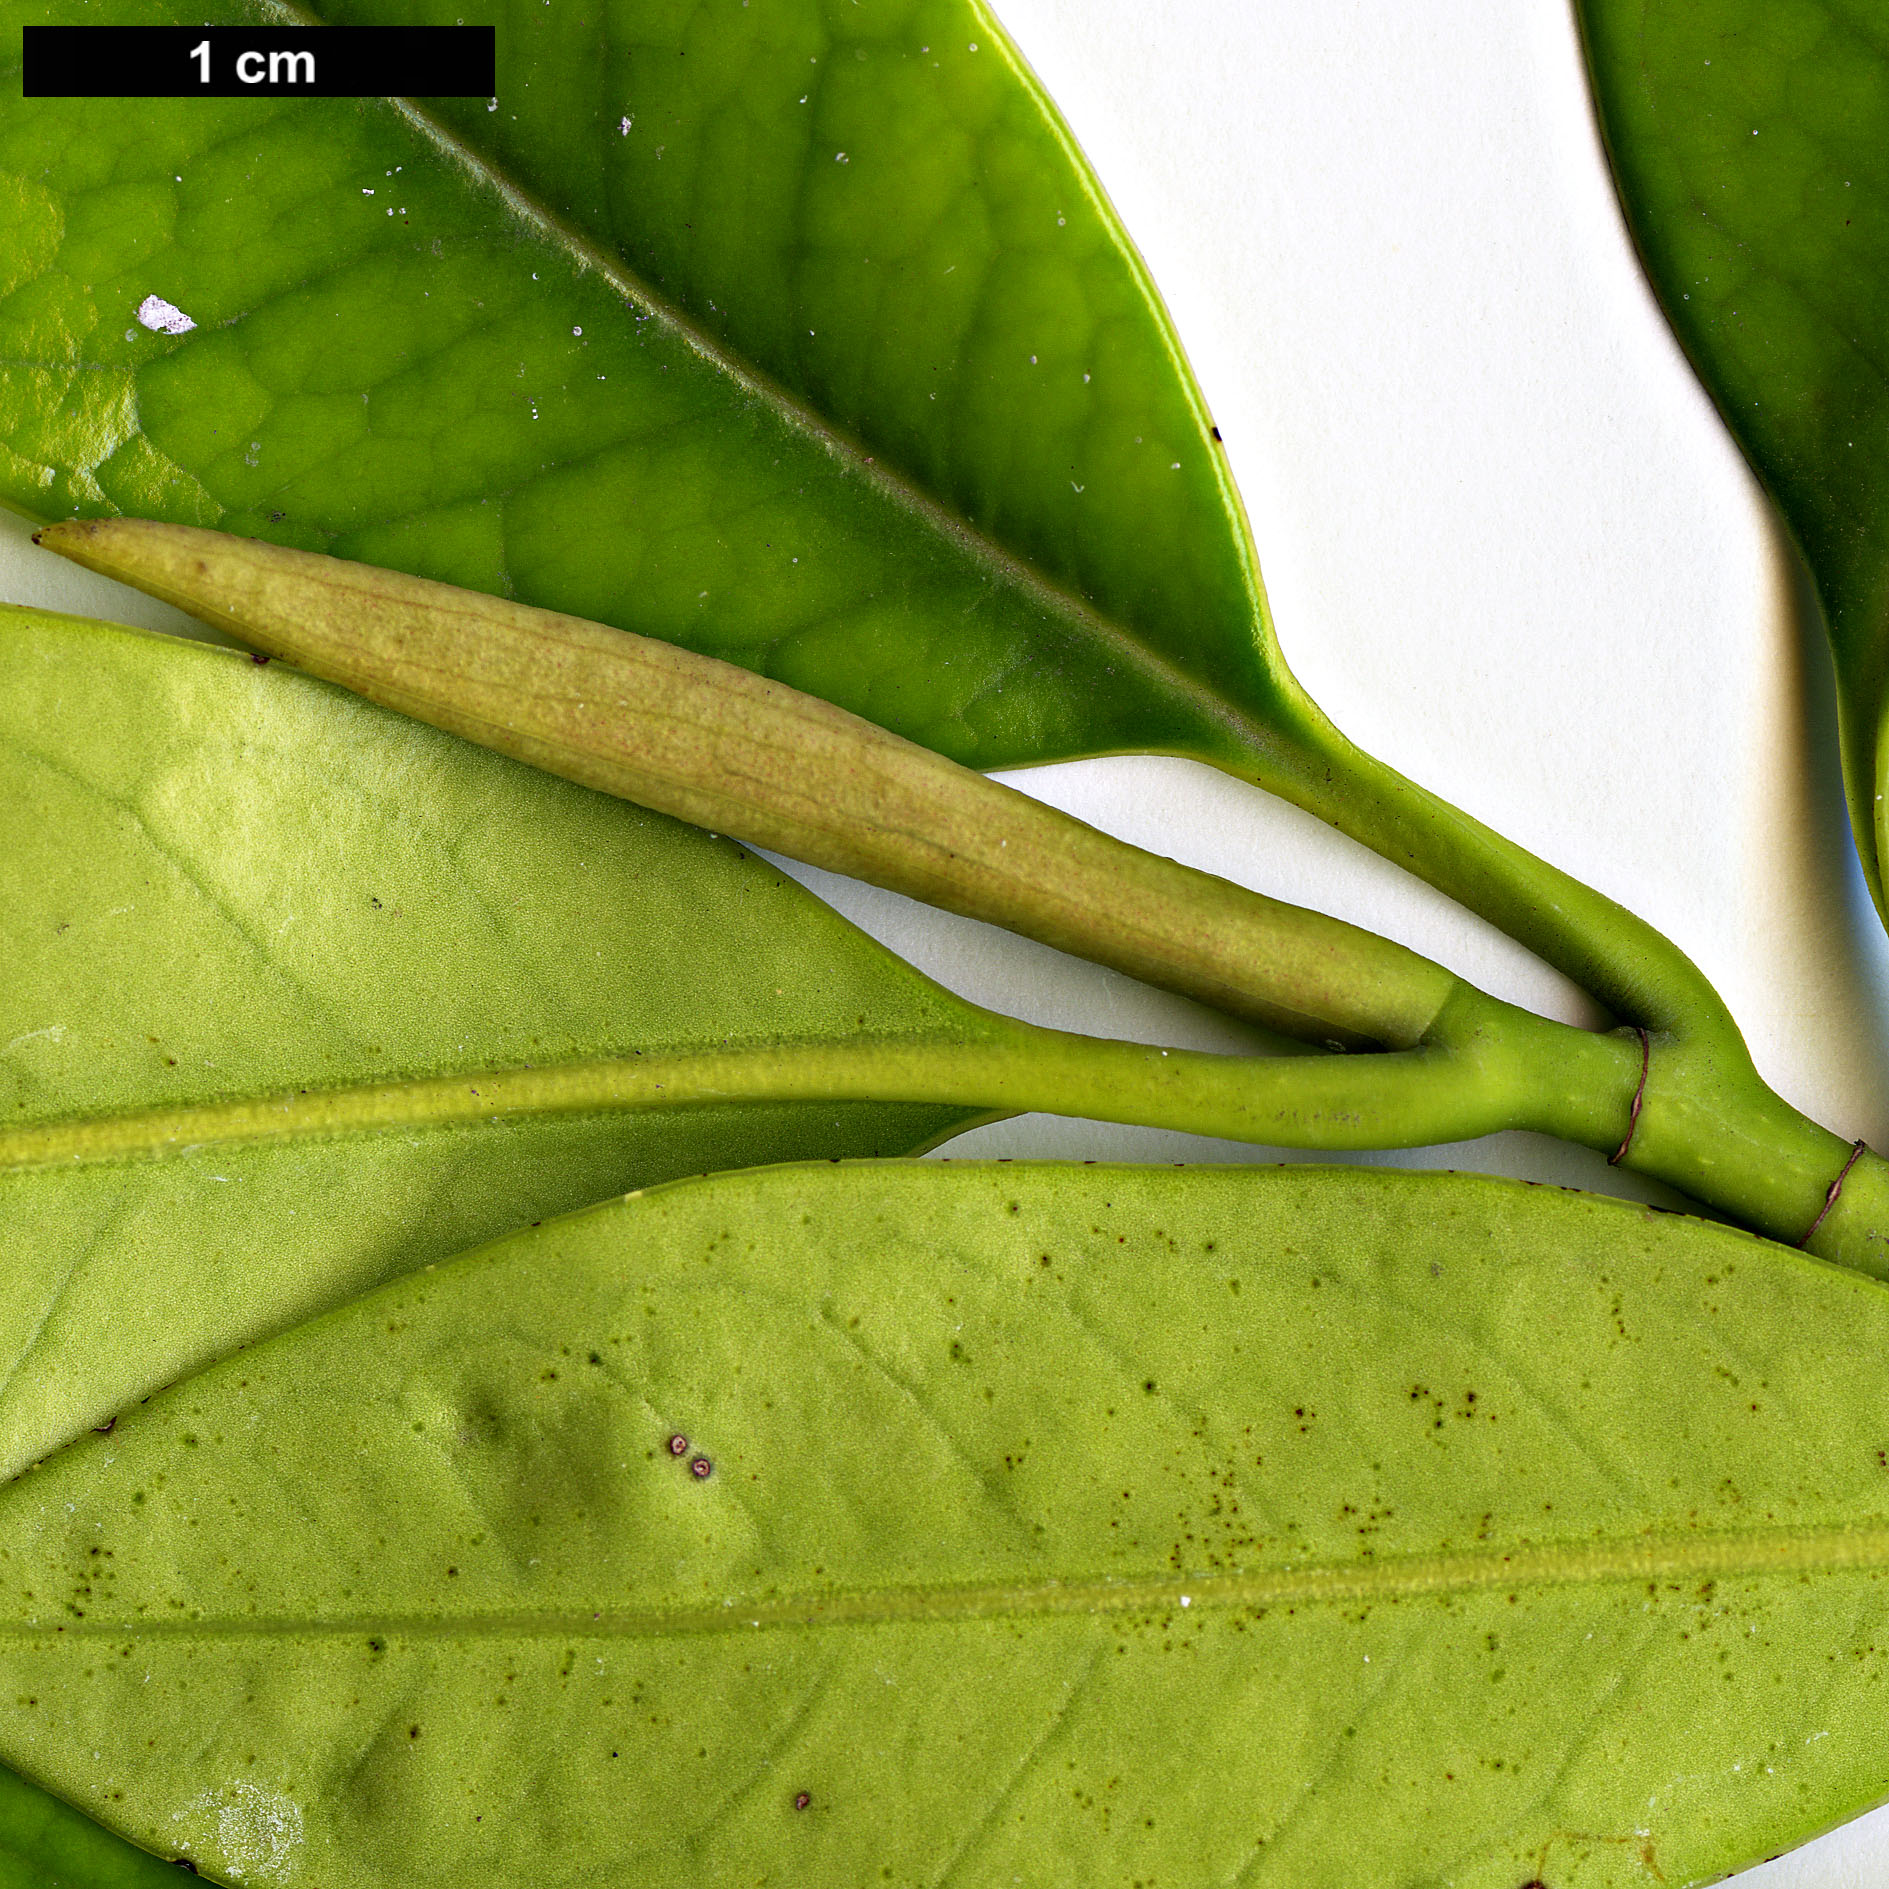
[5,1,1888,1879]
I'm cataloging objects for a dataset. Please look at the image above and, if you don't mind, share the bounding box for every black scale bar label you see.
[23,24,496,97]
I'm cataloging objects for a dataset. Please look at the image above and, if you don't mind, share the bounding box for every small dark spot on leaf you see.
[1143,1380,1157,1393]
[409,1725,421,1739]
[93,1417,116,1435]
[668,1434,689,1456]
[794,1791,811,1811]
[250,653,270,666]
[1211,425,1223,440]
[691,1456,713,1479]
[174,1861,199,1874]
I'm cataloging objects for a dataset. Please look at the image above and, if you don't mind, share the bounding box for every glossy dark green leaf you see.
[0,605,978,1481]
[0,0,1748,1043]
[3,1160,1889,1886]
[0,0,1314,775]
[0,1760,185,1887]
[1578,0,1889,910]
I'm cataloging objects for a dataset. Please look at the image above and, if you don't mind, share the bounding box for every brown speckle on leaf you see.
[794,1791,811,1811]
[250,652,270,665]
[668,1434,689,1456]
[93,1417,116,1435]
[691,1456,713,1479]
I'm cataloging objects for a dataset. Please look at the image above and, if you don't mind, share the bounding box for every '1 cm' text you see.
[187,41,315,84]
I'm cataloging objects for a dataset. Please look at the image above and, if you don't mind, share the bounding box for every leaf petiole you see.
[0,997,1621,1178]
[1204,701,1750,1056]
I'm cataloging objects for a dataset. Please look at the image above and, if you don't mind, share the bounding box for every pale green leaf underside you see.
[6,1162,1889,1886]
[0,608,977,1479]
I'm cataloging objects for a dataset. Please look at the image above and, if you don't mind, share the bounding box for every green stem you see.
[1204,703,1747,1057]
[1197,707,1889,1265]
[1621,1030,1889,1275]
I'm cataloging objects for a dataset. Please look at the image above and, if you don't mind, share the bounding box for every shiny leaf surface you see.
[1578,0,1889,909]
[0,0,1312,775]
[0,0,1739,1039]
[0,1760,184,1886]
[0,606,977,1480]
[4,1161,1889,1886]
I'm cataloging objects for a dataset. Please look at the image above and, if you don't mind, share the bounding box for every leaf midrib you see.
[243,0,1281,762]
[0,1040,972,1173]
[17,1519,1889,1641]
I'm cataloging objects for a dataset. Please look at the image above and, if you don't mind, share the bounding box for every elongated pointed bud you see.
[38,518,1459,1048]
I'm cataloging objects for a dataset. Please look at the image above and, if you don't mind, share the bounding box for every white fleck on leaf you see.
[174,1780,304,1882]
[4,1024,65,1054]
[134,295,195,335]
